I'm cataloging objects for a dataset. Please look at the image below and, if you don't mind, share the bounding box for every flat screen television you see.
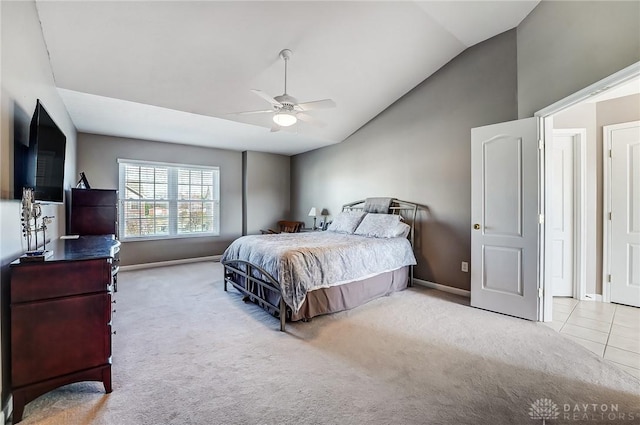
[14,100,66,203]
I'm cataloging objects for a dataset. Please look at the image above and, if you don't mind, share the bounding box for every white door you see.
[607,121,640,308]
[550,133,574,296]
[471,117,540,320]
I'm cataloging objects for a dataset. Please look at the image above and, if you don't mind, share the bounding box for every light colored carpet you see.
[17,262,640,425]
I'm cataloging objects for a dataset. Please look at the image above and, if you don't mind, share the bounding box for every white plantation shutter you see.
[118,159,220,240]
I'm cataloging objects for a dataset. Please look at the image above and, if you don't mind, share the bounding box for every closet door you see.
[606,121,640,308]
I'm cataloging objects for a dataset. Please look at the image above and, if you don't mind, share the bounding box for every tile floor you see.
[546,298,640,380]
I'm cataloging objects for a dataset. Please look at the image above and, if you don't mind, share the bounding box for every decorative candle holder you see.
[20,188,54,257]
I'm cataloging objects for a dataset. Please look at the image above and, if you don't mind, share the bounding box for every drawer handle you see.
[112,309,117,314]
[112,330,117,335]
[112,300,117,304]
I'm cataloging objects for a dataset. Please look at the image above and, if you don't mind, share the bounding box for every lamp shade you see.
[273,113,297,127]
[320,208,329,216]
[308,207,317,217]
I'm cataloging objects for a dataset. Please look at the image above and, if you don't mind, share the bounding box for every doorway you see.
[540,72,639,377]
[469,62,639,323]
[538,62,640,323]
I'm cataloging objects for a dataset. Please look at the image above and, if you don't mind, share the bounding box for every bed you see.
[221,198,418,331]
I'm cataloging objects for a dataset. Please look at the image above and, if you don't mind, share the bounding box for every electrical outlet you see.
[461,261,469,272]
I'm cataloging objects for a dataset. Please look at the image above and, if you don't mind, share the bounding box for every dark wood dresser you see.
[67,187,120,290]
[68,188,118,236]
[9,235,120,423]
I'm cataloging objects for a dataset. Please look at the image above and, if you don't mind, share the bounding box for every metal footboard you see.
[222,259,288,332]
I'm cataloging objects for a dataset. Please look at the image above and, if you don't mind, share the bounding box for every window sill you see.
[121,233,220,242]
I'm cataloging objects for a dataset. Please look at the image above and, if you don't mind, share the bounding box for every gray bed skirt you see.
[223,261,410,327]
[291,266,409,321]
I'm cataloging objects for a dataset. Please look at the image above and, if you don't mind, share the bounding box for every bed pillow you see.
[354,213,409,238]
[326,211,367,233]
[395,222,411,238]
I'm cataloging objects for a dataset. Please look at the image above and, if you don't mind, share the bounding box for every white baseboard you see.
[120,255,221,272]
[582,293,603,302]
[413,278,471,298]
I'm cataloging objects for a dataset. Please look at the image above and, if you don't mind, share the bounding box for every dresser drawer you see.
[69,206,117,235]
[71,189,117,206]
[11,293,110,388]
[11,259,111,303]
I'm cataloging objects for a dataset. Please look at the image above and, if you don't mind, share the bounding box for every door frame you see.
[602,120,640,303]
[535,61,640,321]
[548,128,587,301]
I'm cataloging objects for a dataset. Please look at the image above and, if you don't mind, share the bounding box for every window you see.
[118,159,220,240]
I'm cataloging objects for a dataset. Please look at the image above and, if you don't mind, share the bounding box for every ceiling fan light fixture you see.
[273,112,297,127]
[234,49,335,130]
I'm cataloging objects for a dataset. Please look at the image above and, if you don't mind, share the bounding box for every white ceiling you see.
[36,1,540,155]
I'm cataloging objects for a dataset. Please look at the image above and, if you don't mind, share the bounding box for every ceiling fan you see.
[232,49,336,132]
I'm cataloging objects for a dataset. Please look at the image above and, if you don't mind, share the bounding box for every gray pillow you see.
[326,211,367,233]
[354,213,409,238]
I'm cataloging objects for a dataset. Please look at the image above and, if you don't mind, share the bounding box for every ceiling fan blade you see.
[228,109,274,115]
[296,99,336,111]
[270,123,281,132]
[251,89,282,107]
[296,112,326,127]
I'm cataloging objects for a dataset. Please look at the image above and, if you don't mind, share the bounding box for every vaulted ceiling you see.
[36,1,540,155]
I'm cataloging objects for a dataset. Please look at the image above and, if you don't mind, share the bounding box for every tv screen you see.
[29,100,66,203]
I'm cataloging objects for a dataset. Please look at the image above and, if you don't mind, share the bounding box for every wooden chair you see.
[260,220,304,234]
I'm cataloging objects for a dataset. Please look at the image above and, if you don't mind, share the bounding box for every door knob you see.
[473,224,481,230]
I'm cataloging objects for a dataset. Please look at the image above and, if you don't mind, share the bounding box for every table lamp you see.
[308,207,317,230]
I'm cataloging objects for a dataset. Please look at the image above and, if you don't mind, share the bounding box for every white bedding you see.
[221,231,417,312]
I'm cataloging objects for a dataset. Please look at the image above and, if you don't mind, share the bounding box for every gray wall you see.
[517,1,640,118]
[77,133,242,266]
[290,0,640,292]
[243,151,290,235]
[0,0,78,411]
[291,30,518,290]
